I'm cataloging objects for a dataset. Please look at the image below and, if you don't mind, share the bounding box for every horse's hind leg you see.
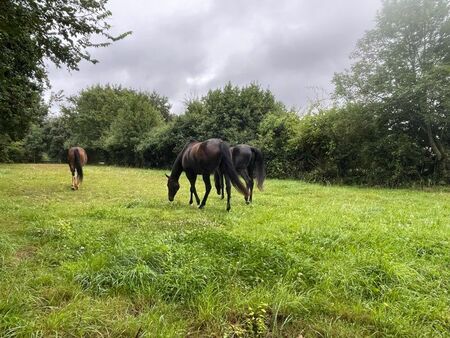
[71,172,76,190]
[69,164,76,190]
[224,175,232,211]
[249,177,254,203]
[247,166,255,203]
[239,169,252,204]
[199,174,212,209]
[75,171,80,190]
[220,173,224,199]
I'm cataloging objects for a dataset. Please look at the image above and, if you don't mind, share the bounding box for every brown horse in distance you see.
[166,139,248,211]
[68,147,87,190]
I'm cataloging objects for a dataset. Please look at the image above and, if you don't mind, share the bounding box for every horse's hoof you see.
[246,200,250,205]
[198,205,205,209]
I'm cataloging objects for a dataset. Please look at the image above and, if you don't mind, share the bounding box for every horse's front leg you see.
[186,173,200,205]
[199,174,212,209]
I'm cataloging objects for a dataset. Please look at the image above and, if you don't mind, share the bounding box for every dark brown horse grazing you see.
[214,144,265,203]
[68,147,87,190]
[166,139,248,211]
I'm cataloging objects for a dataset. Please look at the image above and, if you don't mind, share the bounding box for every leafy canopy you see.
[334,0,450,173]
[0,0,130,141]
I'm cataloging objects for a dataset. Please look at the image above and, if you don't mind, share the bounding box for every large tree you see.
[334,0,450,178]
[62,85,166,164]
[183,83,285,145]
[0,0,130,143]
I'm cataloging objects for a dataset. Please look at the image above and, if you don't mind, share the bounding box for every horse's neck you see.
[170,155,183,180]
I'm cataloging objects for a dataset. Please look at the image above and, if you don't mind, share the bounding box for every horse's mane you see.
[171,139,198,176]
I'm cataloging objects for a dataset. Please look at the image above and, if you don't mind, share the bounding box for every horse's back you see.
[182,139,223,174]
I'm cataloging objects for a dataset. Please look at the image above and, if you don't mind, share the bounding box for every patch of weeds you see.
[225,303,270,337]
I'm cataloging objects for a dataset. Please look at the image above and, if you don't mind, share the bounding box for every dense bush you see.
[6,82,449,186]
[256,111,301,178]
[289,105,440,186]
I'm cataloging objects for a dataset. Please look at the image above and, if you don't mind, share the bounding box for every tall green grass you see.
[0,164,449,337]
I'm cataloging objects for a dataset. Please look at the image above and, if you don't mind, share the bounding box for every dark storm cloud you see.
[48,0,382,113]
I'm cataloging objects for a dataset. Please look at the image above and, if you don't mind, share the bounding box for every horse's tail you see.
[220,142,248,197]
[251,147,265,190]
[74,148,83,183]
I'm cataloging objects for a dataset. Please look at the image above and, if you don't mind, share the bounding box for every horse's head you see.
[166,174,180,201]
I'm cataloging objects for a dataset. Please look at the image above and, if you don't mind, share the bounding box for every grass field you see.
[0,164,449,337]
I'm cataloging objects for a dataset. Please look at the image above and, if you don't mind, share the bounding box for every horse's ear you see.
[165,174,170,179]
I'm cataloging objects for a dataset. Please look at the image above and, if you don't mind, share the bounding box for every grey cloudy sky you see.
[48,0,382,114]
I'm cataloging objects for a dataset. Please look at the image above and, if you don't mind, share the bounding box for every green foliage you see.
[61,85,167,165]
[2,140,26,163]
[197,83,283,144]
[147,91,173,122]
[63,85,130,154]
[162,83,284,146]
[286,105,437,185]
[42,116,72,163]
[139,123,179,168]
[103,94,163,166]
[256,111,301,178]
[334,0,450,181]
[22,124,46,163]
[0,122,47,163]
[0,0,130,143]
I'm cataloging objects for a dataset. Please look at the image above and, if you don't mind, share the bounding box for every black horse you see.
[214,144,265,203]
[166,139,248,211]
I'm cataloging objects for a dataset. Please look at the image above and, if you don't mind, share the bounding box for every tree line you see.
[1,0,449,186]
